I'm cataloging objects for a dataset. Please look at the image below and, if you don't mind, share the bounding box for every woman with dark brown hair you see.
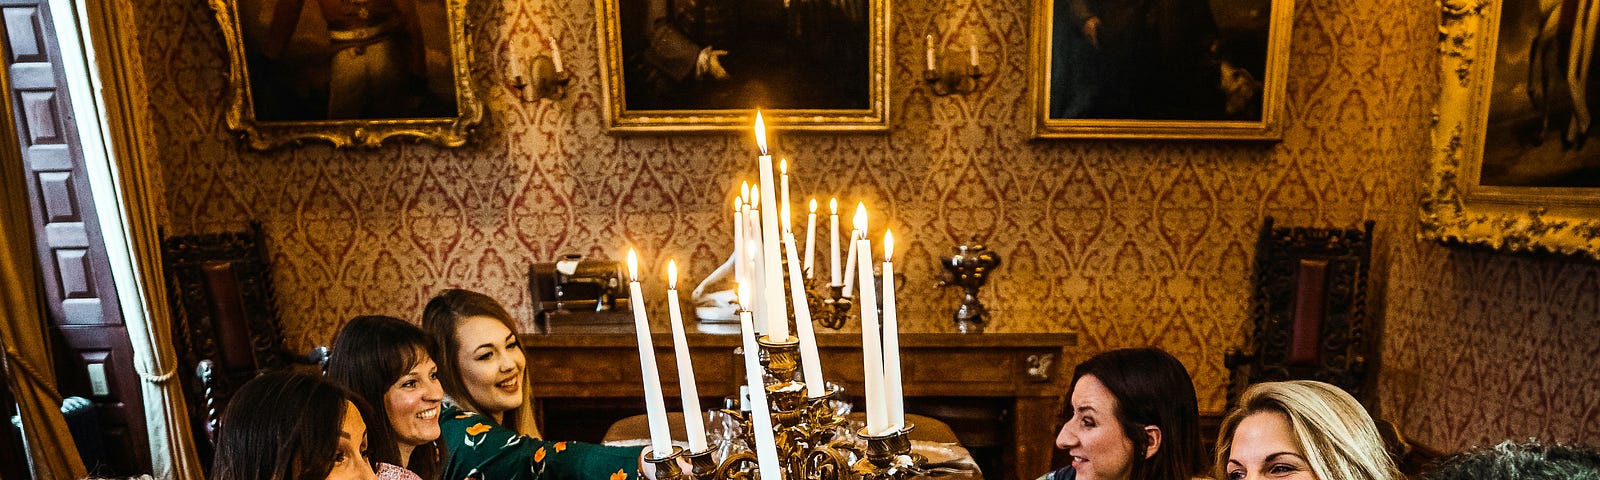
[211,371,380,480]
[1041,347,1204,480]
[422,289,650,480]
[326,315,447,480]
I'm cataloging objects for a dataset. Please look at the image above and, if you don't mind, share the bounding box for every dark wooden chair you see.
[1225,217,1377,403]
[1223,218,1435,471]
[161,222,327,468]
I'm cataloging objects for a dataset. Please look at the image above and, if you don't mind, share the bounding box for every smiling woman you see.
[326,316,447,480]
[1213,381,1400,480]
[1043,348,1203,480]
[421,289,649,480]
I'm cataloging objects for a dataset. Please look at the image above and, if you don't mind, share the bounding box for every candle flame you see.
[830,197,838,215]
[885,229,894,261]
[734,197,743,212]
[853,202,868,233]
[809,198,818,213]
[780,158,787,175]
[750,186,760,207]
[754,111,768,155]
[741,181,751,202]
[735,282,746,307]
[626,248,639,282]
[667,260,678,290]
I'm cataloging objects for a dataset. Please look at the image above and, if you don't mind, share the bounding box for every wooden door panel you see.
[0,0,147,473]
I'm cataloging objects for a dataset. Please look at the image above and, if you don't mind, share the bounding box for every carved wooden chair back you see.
[1225,217,1377,409]
[161,222,327,465]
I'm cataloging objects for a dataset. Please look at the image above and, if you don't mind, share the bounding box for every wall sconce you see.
[510,37,570,102]
[923,33,982,96]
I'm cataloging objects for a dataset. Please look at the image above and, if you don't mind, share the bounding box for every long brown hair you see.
[1069,347,1203,480]
[326,315,446,480]
[421,289,541,437]
[212,371,385,480]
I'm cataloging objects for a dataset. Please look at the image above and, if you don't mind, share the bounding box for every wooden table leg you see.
[1013,396,1063,480]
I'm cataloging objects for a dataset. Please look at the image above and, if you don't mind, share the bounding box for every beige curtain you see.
[0,69,87,478]
[72,0,205,478]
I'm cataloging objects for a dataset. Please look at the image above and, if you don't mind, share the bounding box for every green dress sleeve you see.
[438,406,645,480]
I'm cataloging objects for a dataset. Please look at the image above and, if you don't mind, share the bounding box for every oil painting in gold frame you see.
[209,0,481,149]
[1428,0,1600,261]
[1027,0,1294,140]
[594,0,890,133]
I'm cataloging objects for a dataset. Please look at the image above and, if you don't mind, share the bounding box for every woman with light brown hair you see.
[1214,380,1401,480]
[422,289,649,480]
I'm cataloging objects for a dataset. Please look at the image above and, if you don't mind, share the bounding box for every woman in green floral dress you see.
[423,289,648,480]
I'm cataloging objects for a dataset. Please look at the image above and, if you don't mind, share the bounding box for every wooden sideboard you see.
[522,332,1076,480]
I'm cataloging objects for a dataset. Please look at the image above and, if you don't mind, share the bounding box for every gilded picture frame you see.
[1427,0,1600,261]
[209,0,481,149]
[594,0,890,133]
[1027,0,1294,140]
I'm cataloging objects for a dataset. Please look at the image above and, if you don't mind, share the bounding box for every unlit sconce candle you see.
[510,37,571,102]
[924,31,983,96]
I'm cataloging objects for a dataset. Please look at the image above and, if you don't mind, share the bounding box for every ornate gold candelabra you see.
[645,336,924,480]
[804,281,854,330]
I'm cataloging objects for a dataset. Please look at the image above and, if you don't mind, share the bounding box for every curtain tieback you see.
[138,366,176,384]
[2,347,63,402]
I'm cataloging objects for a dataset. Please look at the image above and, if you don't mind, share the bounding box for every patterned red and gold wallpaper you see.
[128,0,1599,450]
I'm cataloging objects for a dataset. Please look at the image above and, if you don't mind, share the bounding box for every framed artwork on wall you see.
[1027,0,1295,140]
[1428,0,1600,261]
[594,0,890,133]
[209,0,481,149]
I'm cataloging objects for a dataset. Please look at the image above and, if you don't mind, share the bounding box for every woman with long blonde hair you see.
[1214,380,1401,480]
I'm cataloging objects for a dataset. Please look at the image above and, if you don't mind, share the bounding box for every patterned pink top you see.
[378,462,422,480]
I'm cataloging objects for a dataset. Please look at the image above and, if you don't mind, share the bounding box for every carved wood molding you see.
[1423,0,1600,261]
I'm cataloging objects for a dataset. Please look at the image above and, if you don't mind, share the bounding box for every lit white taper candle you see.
[666,260,708,451]
[829,198,841,285]
[783,230,826,397]
[853,205,888,434]
[805,198,817,279]
[626,249,672,456]
[737,290,781,479]
[755,113,788,340]
[881,231,904,429]
[734,199,746,296]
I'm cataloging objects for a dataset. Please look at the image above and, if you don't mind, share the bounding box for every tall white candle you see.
[626,249,672,456]
[738,305,781,479]
[755,113,789,340]
[829,198,841,286]
[549,36,564,72]
[783,231,826,397]
[842,230,858,297]
[853,206,888,435]
[747,236,765,336]
[734,199,746,296]
[805,199,817,279]
[881,231,904,430]
[925,34,937,71]
[665,260,708,452]
[747,188,765,334]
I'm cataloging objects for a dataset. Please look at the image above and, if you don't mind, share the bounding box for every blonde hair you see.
[1214,380,1400,480]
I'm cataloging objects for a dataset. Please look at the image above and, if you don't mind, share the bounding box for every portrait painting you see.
[1426,0,1600,260]
[1480,0,1600,188]
[210,0,481,149]
[1028,0,1295,139]
[595,0,890,132]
